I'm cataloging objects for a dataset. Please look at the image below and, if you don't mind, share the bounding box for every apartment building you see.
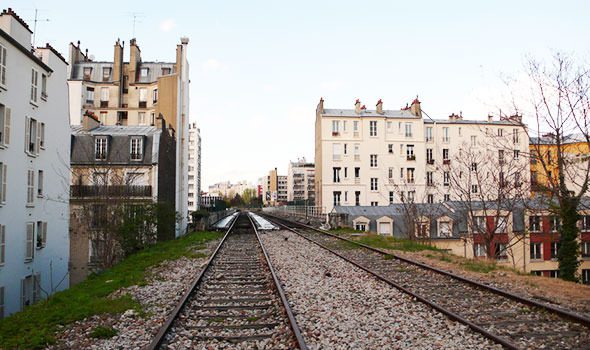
[188,122,201,213]
[67,37,190,237]
[261,168,288,206]
[208,181,255,198]
[0,9,70,317]
[287,158,315,205]
[69,115,176,284]
[315,98,529,213]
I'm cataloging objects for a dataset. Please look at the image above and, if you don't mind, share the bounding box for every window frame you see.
[95,136,108,161]
[30,68,39,104]
[0,44,6,89]
[130,136,143,161]
[26,170,34,206]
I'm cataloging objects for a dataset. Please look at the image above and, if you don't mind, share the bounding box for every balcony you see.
[139,101,147,108]
[332,131,340,136]
[71,185,152,198]
[443,159,451,165]
[407,155,416,161]
[427,159,435,165]
[100,100,109,108]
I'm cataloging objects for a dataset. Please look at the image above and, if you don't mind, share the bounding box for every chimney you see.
[488,114,494,122]
[376,99,383,114]
[410,97,422,117]
[317,97,324,114]
[355,99,361,114]
[113,39,123,82]
[82,111,100,130]
[510,114,522,124]
[129,38,141,84]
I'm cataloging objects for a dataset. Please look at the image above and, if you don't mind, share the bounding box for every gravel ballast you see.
[260,230,501,349]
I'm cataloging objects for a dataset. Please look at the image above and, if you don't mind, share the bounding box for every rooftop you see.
[71,125,159,136]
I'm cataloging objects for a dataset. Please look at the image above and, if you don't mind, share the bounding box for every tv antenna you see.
[31,9,50,47]
[130,12,144,38]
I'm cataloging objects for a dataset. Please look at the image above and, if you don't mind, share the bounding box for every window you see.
[370,178,378,191]
[37,170,43,197]
[389,191,394,205]
[550,270,559,278]
[140,67,149,77]
[499,150,505,163]
[472,216,486,232]
[426,171,434,186]
[85,87,94,104]
[30,69,39,103]
[39,123,45,149]
[355,222,367,231]
[513,150,520,159]
[0,44,6,87]
[153,89,158,103]
[443,171,450,186]
[407,190,415,202]
[584,269,590,285]
[529,216,541,232]
[130,137,143,161]
[444,194,450,202]
[582,241,590,257]
[26,170,34,206]
[442,127,449,142]
[550,242,560,259]
[530,242,542,260]
[471,163,477,172]
[41,74,47,99]
[102,67,111,80]
[342,121,347,131]
[406,145,415,160]
[354,144,360,161]
[474,243,486,257]
[162,67,172,75]
[498,128,503,137]
[21,274,40,309]
[95,136,108,160]
[371,201,378,206]
[427,194,434,204]
[407,168,415,183]
[333,191,341,207]
[344,167,348,178]
[139,88,147,107]
[100,87,109,103]
[495,216,508,233]
[388,167,394,181]
[442,149,449,161]
[343,144,348,155]
[353,121,359,136]
[370,154,378,168]
[405,123,412,137]
[426,148,433,163]
[388,144,393,154]
[425,127,433,142]
[83,66,93,79]
[495,243,508,260]
[0,163,6,204]
[549,216,560,232]
[332,167,341,183]
[36,221,47,249]
[354,167,360,179]
[0,224,5,265]
[25,117,39,155]
[471,184,478,194]
[513,129,519,144]
[25,222,34,261]
[138,112,146,125]
[355,191,360,206]
[438,220,452,237]
[332,144,342,161]
[369,121,377,136]
[332,120,340,134]
[471,135,476,146]
[0,104,9,147]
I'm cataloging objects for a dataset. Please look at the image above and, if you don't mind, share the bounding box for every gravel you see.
[50,246,215,350]
[260,230,501,350]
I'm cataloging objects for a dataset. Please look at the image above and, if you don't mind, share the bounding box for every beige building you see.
[287,158,315,204]
[261,168,287,206]
[208,181,255,198]
[315,98,529,213]
[67,38,190,236]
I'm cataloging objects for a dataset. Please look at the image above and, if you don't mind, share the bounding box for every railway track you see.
[148,212,306,349]
[264,213,590,350]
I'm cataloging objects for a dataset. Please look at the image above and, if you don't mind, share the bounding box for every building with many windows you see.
[0,8,71,317]
[188,122,201,213]
[315,98,529,213]
[287,158,315,205]
[261,168,288,206]
[67,37,190,237]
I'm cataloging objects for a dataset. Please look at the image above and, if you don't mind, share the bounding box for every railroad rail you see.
[264,213,590,350]
[147,212,307,349]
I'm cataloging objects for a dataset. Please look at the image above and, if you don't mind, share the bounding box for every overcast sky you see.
[10,0,590,189]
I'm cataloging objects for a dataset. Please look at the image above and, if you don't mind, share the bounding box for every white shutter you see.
[3,108,9,145]
[1,164,6,203]
[42,222,47,246]
[35,120,40,154]
[39,122,44,148]
[24,117,30,153]
[0,225,5,264]
[25,222,34,260]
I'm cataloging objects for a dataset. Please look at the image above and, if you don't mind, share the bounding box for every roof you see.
[72,125,159,136]
[69,61,175,82]
[0,28,53,73]
[425,118,522,126]
[530,133,588,145]
[322,108,416,118]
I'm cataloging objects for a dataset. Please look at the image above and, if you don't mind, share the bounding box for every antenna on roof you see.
[31,9,50,47]
[130,12,144,38]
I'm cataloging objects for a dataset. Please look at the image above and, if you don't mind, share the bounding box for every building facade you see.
[69,116,175,284]
[261,168,288,206]
[67,37,190,237]
[287,158,315,205]
[208,181,255,198]
[315,98,529,213]
[188,122,201,213]
[0,9,70,317]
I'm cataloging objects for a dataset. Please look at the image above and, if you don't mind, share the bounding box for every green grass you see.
[0,231,222,350]
[350,234,441,253]
[89,325,118,339]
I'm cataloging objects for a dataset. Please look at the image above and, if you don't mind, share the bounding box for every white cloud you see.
[202,58,228,73]
[159,19,176,32]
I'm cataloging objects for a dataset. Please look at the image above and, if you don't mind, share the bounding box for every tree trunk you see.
[558,198,580,281]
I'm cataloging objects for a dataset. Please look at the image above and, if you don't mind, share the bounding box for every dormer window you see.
[83,67,92,80]
[161,67,171,75]
[102,67,111,81]
[95,136,108,160]
[140,67,149,77]
[130,136,143,161]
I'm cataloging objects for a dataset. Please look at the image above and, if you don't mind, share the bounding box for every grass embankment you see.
[329,229,512,274]
[0,231,222,350]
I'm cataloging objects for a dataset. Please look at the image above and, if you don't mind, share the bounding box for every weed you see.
[90,326,118,339]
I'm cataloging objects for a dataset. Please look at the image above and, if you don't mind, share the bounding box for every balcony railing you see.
[407,155,416,161]
[443,159,451,165]
[427,159,435,165]
[71,185,152,198]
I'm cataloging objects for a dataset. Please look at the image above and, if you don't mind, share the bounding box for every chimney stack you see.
[113,39,123,82]
[410,97,422,117]
[82,111,100,130]
[488,114,494,122]
[355,99,361,114]
[317,97,324,114]
[129,38,141,84]
[376,99,383,114]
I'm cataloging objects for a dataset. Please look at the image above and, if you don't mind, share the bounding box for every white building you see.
[188,122,201,213]
[315,98,529,213]
[208,181,255,198]
[0,8,71,317]
[287,158,315,204]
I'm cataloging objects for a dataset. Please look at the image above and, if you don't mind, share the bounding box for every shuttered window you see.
[0,44,6,87]
[0,104,10,146]
[26,170,34,205]
[24,117,39,156]
[31,69,38,103]
[36,221,47,249]
[25,222,34,261]
[0,163,6,204]
[0,224,5,265]
[37,170,43,197]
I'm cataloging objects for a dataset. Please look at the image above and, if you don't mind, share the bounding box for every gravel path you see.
[51,243,217,349]
[260,230,500,350]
